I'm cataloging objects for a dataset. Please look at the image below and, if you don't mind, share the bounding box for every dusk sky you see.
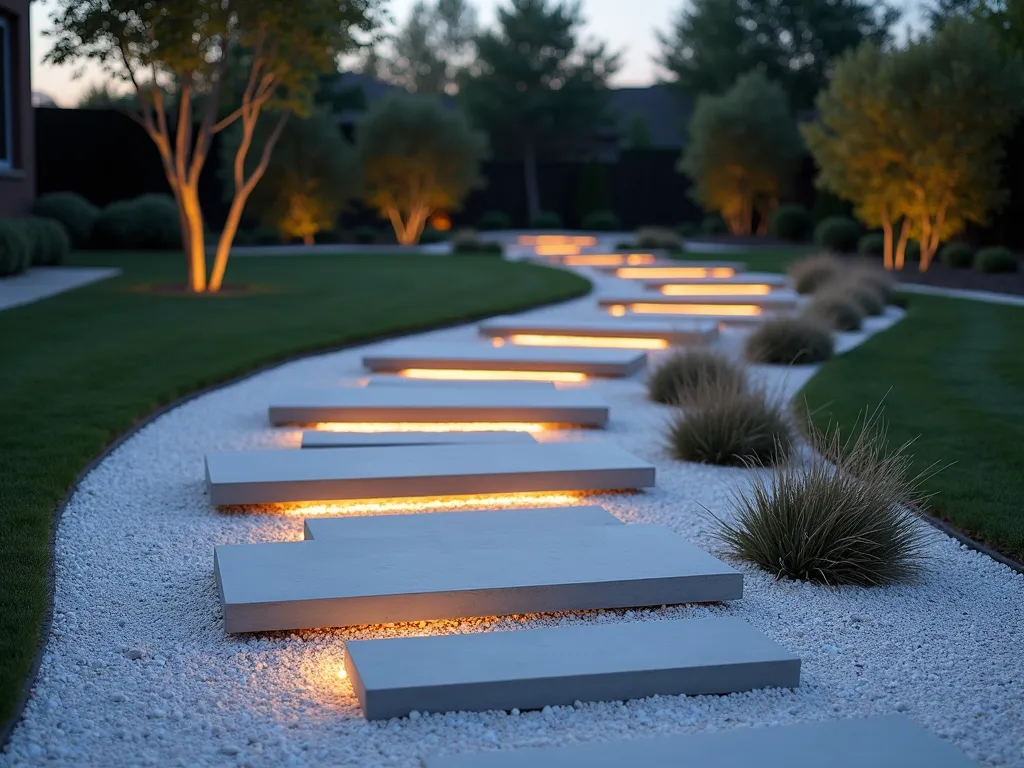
[30,0,922,106]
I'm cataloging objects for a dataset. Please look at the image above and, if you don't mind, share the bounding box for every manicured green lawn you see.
[800,293,1024,562]
[0,250,589,725]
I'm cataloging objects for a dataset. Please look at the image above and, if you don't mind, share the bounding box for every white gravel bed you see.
[2,266,1022,768]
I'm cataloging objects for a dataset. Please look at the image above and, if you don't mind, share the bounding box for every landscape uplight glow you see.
[265,491,587,517]
[313,421,548,433]
[619,303,762,316]
[507,333,668,350]
[614,267,737,279]
[398,368,588,383]
[659,284,771,296]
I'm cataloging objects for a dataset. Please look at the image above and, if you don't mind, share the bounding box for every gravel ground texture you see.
[2,260,1022,768]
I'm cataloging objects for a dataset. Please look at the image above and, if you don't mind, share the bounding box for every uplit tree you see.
[655,0,899,110]
[459,0,620,220]
[357,94,487,245]
[679,71,803,236]
[225,109,359,245]
[45,0,377,292]
[804,21,1024,270]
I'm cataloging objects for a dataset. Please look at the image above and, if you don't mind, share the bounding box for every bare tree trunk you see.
[387,206,430,245]
[881,214,893,270]
[523,142,541,223]
[303,233,314,246]
[893,221,910,271]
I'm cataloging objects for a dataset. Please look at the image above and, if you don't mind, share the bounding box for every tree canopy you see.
[804,19,1024,270]
[357,94,487,245]
[655,0,900,110]
[458,0,619,219]
[679,70,803,236]
[45,0,377,292]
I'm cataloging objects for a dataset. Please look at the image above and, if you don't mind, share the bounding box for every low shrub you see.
[787,252,843,294]
[450,228,503,256]
[418,227,448,244]
[711,406,931,585]
[813,216,860,254]
[769,204,812,242]
[903,239,920,263]
[647,348,747,406]
[857,232,885,258]
[18,216,71,266]
[31,191,100,249]
[806,291,864,331]
[700,215,727,235]
[581,210,621,231]
[974,246,1018,274]
[666,385,793,467]
[635,226,684,251]
[91,194,182,250]
[234,228,282,246]
[353,225,378,244]
[938,242,973,269]
[478,210,512,230]
[744,317,834,365]
[529,211,562,229]
[0,221,31,276]
[677,221,699,238]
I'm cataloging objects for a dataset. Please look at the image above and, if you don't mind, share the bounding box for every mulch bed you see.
[893,263,1024,297]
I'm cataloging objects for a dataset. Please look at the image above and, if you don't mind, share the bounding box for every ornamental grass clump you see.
[647,348,747,405]
[711,407,933,585]
[849,267,895,302]
[787,252,843,294]
[806,290,864,331]
[666,383,793,467]
[744,317,834,365]
[842,279,886,316]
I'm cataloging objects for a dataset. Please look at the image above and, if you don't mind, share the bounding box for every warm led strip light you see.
[615,267,737,279]
[312,421,549,433]
[562,253,656,266]
[519,235,597,246]
[263,491,588,517]
[535,244,582,256]
[660,284,771,296]
[399,368,588,383]
[615,303,762,317]
[506,333,669,350]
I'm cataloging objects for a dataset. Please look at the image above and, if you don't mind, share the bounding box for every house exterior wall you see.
[0,0,33,217]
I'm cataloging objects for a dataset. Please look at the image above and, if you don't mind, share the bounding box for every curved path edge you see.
[0,285,592,750]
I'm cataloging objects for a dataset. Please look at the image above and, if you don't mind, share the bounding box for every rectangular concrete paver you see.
[346,617,798,720]
[362,342,647,378]
[303,505,622,540]
[268,386,609,427]
[214,524,742,633]
[300,431,538,449]
[477,318,718,347]
[423,715,976,768]
[205,441,655,506]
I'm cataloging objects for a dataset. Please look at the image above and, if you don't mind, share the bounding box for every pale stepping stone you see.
[268,385,609,427]
[301,431,538,449]
[362,342,647,378]
[204,441,655,506]
[214,524,742,633]
[477,317,718,347]
[424,715,976,768]
[642,273,789,290]
[345,617,797,720]
[302,505,622,540]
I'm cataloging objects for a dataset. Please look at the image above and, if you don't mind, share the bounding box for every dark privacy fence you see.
[33,107,1024,246]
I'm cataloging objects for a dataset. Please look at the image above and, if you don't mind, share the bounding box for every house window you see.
[0,15,12,170]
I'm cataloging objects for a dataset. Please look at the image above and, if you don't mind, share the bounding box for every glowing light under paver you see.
[615,266,737,279]
[660,284,772,296]
[399,368,589,383]
[505,334,669,350]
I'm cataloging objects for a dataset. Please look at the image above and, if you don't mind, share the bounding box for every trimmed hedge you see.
[974,246,1018,273]
[31,192,100,249]
[700,215,727,235]
[0,220,31,277]
[91,194,182,250]
[770,204,812,242]
[635,226,683,251]
[938,242,973,269]
[581,210,621,231]
[813,216,860,254]
[478,210,512,230]
[858,232,885,258]
[18,217,71,266]
[677,221,699,237]
[450,228,504,256]
[529,211,562,229]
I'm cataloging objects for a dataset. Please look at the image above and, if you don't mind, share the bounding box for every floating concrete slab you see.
[346,617,797,720]
[478,318,718,348]
[362,343,647,379]
[303,505,622,540]
[205,441,656,507]
[214,524,742,633]
[643,274,789,292]
[301,431,538,449]
[424,715,976,768]
[269,386,609,427]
